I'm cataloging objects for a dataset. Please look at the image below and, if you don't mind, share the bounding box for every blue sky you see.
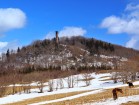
[0,0,139,53]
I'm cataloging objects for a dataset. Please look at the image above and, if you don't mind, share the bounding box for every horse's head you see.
[127,82,129,84]
[119,89,123,94]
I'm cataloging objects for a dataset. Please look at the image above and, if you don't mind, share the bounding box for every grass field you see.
[2,86,38,96]
[1,72,139,105]
[41,86,139,105]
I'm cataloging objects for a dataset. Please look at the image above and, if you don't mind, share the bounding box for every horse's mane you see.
[113,88,123,93]
[115,88,123,93]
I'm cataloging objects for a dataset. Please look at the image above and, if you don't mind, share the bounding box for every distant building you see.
[55,31,59,49]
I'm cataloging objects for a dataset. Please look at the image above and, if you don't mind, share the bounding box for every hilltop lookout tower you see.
[55,31,59,49]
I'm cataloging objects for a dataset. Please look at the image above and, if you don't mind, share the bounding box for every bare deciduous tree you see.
[8,72,19,95]
[0,76,8,97]
[22,73,34,94]
[56,78,64,90]
[111,72,119,83]
[82,72,92,86]
[48,79,55,92]
[65,71,77,88]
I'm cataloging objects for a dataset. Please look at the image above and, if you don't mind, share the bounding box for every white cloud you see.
[0,42,8,49]
[101,3,139,50]
[125,3,139,11]
[0,8,26,54]
[45,26,86,39]
[0,8,26,34]
[126,36,137,48]
[0,41,19,54]
[45,32,55,39]
[125,36,139,49]
[101,16,127,34]
[59,27,86,37]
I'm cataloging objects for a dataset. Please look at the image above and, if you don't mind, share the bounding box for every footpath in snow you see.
[29,89,103,105]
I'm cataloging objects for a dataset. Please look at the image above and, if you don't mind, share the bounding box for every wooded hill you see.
[0,36,139,74]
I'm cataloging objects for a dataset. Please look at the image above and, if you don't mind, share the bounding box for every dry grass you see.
[43,89,112,105]
[42,86,139,105]
[3,90,91,105]
[95,70,112,74]
[100,78,113,81]
[78,77,95,82]
[99,76,112,81]
[3,86,38,96]
[68,45,84,57]
[99,76,111,79]
[96,69,123,74]
[121,86,139,105]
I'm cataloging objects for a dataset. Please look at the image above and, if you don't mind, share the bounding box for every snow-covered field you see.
[0,73,139,105]
[88,95,139,105]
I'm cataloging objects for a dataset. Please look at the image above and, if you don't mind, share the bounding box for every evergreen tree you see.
[6,49,10,58]
[17,47,20,53]
[6,49,10,62]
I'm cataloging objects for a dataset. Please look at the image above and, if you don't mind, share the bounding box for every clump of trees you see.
[111,56,139,84]
[0,68,95,97]
[82,72,92,86]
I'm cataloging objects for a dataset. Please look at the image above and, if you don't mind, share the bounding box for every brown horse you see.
[112,88,123,100]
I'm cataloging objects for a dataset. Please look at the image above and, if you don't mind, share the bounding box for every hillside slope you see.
[0,36,139,73]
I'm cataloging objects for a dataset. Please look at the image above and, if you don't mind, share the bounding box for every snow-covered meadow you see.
[0,72,139,105]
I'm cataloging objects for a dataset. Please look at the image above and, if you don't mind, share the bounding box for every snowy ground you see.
[0,73,139,105]
[89,95,139,105]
